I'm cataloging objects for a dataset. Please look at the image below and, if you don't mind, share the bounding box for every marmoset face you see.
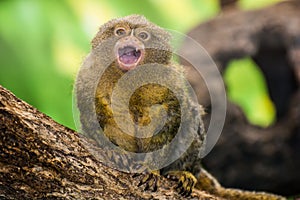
[91,15,172,72]
[113,26,149,71]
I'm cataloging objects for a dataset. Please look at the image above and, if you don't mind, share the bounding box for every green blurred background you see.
[0,0,281,130]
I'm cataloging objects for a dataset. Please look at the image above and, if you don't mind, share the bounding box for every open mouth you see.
[117,46,143,70]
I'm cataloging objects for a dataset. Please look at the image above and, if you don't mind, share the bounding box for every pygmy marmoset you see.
[75,14,205,196]
[75,15,287,199]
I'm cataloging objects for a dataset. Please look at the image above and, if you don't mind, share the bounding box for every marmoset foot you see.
[133,171,160,192]
[165,170,197,196]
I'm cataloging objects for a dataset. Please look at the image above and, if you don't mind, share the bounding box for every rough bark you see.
[0,84,222,199]
[180,0,300,195]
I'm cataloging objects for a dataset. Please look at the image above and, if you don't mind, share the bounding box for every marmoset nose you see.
[123,35,139,43]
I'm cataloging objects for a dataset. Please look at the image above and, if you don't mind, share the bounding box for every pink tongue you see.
[119,52,136,64]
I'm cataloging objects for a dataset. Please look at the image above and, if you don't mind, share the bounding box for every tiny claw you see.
[175,180,183,190]
[132,173,141,178]
[135,171,160,192]
[144,182,150,191]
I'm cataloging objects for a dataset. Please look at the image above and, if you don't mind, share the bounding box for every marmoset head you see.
[91,15,172,71]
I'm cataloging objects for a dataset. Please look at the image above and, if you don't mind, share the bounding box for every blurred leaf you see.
[239,0,283,9]
[0,0,90,129]
[224,57,276,127]
[0,0,281,131]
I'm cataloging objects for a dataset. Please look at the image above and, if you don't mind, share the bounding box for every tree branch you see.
[0,84,220,199]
